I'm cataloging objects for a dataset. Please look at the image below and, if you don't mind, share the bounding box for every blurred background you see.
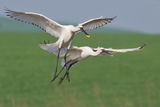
[0,0,160,107]
[0,0,160,33]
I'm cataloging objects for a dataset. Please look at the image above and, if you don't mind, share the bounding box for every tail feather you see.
[40,43,67,56]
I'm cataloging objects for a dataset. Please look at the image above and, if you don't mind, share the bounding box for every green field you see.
[0,32,160,107]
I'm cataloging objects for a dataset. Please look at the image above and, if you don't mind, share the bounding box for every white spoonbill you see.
[5,9,116,78]
[40,43,146,84]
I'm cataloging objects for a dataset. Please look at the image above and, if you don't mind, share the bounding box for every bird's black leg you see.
[64,52,67,68]
[65,65,72,82]
[58,68,71,85]
[51,48,61,82]
[66,71,70,82]
[58,61,78,85]
[66,61,78,82]
[50,60,72,82]
[58,70,68,85]
[64,53,67,63]
[55,48,61,74]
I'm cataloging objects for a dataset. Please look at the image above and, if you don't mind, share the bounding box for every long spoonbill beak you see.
[106,52,114,56]
[81,28,91,38]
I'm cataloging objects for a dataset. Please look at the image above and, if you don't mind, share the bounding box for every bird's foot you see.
[43,40,47,44]
[58,77,65,85]
[48,40,50,44]
[50,75,58,83]
[43,40,50,44]
[139,44,147,49]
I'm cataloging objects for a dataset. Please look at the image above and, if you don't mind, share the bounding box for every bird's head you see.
[94,47,103,53]
[95,47,114,56]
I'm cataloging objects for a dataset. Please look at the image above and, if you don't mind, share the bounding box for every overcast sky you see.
[0,0,160,34]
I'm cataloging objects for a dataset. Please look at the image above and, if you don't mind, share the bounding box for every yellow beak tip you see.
[86,35,91,38]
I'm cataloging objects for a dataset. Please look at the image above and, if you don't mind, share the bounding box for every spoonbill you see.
[40,43,146,84]
[5,9,116,78]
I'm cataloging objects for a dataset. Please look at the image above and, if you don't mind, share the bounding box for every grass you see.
[0,32,160,107]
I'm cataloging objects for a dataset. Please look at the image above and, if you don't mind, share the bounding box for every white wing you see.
[78,16,116,31]
[5,9,64,38]
[66,46,82,60]
[99,44,146,55]
[61,46,82,67]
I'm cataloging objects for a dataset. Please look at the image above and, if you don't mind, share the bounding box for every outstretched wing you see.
[99,44,146,55]
[5,9,64,38]
[78,16,116,31]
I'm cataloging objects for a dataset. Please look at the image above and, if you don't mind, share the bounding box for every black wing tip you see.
[139,44,147,49]
[3,7,8,10]
[105,16,117,23]
[109,16,117,21]
[4,8,9,11]
[4,8,13,14]
[112,16,117,20]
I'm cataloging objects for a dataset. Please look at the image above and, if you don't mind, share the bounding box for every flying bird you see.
[40,43,146,84]
[5,9,116,78]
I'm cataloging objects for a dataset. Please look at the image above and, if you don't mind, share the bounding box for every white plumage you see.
[40,43,146,84]
[5,9,116,79]
[5,9,116,52]
[62,44,146,67]
[4,9,146,85]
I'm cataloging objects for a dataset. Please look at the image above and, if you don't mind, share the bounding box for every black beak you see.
[81,28,89,35]
[81,28,91,38]
[105,52,113,56]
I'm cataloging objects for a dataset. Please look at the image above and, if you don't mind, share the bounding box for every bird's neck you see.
[67,25,80,33]
[91,50,101,56]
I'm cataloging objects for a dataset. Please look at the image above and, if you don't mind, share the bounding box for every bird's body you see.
[62,45,146,68]
[64,46,102,63]
[53,25,77,49]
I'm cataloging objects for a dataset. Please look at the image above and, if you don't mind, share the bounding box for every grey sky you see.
[0,0,160,33]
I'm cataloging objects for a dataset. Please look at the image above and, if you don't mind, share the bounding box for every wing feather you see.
[99,44,146,55]
[78,16,116,31]
[5,9,64,38]
[66,46,82,60]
